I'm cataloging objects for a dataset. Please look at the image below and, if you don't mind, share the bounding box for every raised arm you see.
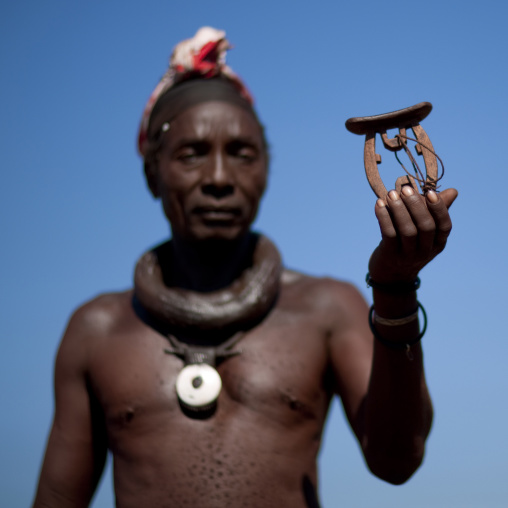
[330,187,457,485]
[33,306,108,508]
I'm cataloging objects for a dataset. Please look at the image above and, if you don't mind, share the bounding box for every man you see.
[33,27,457,508]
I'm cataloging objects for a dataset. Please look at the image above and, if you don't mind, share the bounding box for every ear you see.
[144,159,160,198]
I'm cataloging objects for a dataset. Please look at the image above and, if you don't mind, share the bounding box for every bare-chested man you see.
[33,27,458,508]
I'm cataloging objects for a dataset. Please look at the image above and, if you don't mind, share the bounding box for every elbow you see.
[363,442,426,485]
[366,456,423,485]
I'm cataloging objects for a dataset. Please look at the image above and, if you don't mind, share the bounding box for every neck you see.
[167,232,255,292]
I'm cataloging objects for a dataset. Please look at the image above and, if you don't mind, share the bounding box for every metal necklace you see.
[133,234,282,416]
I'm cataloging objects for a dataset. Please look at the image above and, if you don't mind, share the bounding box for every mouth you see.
[193,206,241,223]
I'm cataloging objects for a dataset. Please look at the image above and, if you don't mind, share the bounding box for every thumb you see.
[438,188,458,209]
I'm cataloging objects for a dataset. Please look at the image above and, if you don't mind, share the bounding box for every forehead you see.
[166,101,263,142]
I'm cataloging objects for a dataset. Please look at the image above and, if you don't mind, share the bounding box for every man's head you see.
[145,98,268,242]
[139,28,268,243]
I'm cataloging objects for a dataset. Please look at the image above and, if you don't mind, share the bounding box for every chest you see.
[88,303,332,432]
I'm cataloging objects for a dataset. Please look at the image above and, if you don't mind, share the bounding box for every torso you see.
[81,270,356,508]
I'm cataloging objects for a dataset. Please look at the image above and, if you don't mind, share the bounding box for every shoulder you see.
[56,290,135,367]
[65,290,134,337]
[280,268,367,315]
[277,269,371,360]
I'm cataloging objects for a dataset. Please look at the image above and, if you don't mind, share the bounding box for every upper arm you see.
[325,281,373,440]
[33,304,108,508]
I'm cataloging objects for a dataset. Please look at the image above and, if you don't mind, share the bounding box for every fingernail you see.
[376,199,386,208]
[427,190,438,203]
[388,190,399,201]
[401,186,414,197]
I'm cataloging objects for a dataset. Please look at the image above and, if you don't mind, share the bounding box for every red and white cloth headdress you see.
[137,27,253,158]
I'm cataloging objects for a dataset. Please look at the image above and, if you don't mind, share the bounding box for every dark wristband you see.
[366,272,421,293]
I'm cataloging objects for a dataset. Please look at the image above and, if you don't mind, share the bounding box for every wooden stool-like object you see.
[345,102,439,198]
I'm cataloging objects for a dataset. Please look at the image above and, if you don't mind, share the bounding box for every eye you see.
[177,149,199,164]
[227,140,259,163]
[175,142,209,165]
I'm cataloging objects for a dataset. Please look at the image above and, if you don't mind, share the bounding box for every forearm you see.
[361,288,433,484]
[355,185,456,482]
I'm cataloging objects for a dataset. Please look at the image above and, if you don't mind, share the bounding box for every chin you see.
[181,224,250,243]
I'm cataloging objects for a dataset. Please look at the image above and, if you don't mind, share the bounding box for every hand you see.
[368,187,458,283]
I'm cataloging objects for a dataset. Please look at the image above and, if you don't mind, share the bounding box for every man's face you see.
[148,101,268,242]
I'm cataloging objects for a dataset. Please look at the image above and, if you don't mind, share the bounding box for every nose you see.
[201,151,234,199]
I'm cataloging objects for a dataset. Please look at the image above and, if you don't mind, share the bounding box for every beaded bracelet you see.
[368,301,428,359]
[366,272,421,293]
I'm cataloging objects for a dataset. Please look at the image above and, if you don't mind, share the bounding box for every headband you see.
[138,27,253,158]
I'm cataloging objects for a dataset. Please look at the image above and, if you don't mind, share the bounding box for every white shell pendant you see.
[175,364,222,411]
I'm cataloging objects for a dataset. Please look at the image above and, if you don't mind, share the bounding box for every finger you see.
[400,186,436,256]
[374,199,399,252]
[385,190,418,254]
[438,188,459,209]
[426,190,453,252]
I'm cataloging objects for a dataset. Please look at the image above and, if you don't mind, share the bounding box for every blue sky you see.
[1,1,507,506]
